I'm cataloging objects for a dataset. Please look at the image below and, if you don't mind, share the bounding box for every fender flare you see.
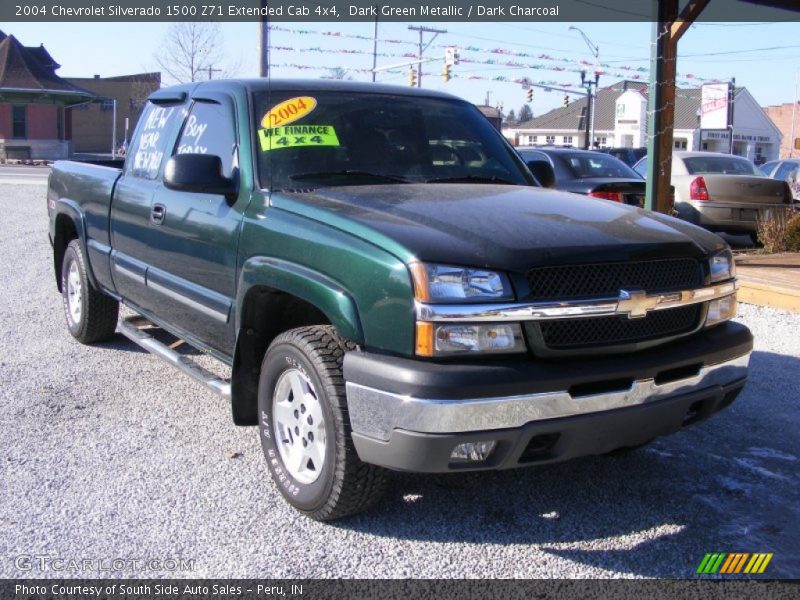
[237,256,364,345]
[53,199,100,291]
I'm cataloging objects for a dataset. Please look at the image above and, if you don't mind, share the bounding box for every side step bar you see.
[118,316,231,400]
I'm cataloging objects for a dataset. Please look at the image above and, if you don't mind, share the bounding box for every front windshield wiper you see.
[289,170,411,184]
[425,174,519,185]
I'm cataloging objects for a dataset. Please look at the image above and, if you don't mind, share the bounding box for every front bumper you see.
[344,322,752,472]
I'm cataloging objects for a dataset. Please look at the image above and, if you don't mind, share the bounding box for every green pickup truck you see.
[48,80,752,520]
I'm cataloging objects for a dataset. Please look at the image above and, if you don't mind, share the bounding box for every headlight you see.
[709,249,735,283]
[409,262,513,303]
[416,322,526,357]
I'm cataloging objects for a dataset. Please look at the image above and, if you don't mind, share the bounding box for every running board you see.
[118,316,232,400]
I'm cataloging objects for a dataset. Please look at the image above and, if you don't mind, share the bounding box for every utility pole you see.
[408,25,446,88]
[111,98,117,159]
[258,0,269,78]
[791,70,799,158]
[371,8,379,82]
[569,26,600,149]
[206,66,222,80]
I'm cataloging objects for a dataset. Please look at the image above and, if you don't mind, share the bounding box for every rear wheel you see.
[61,239,119,344]
[257,326,387,520]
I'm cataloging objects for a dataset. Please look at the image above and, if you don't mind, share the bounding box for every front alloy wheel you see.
[272,368,327,485]
[257,325,387,520]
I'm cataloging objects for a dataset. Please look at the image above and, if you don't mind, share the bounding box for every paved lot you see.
[1,182,798,579]
[0,165,50,186]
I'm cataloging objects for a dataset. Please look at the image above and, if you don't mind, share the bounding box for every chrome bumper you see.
[346,353,750,442]
[415,280,738,323]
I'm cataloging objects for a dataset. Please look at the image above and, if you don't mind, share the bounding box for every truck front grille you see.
[524,258,705,353]
[525,258,703,300]
[534,304,702,350]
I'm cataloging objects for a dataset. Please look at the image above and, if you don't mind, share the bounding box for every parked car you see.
[597,147,648,167]
[48,80,751,520]
[518,147,646,207]
[759,158,800,202]
[633,151,793,241]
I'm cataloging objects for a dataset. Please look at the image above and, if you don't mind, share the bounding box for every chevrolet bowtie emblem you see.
[617,289,659,319]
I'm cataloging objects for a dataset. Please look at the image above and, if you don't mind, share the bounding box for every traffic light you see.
[563,95,570,107]
[442,64,452,83]
[408,68,417,87]
[526,88,533,103]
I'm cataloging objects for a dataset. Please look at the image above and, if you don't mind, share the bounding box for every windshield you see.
[253,91,534,190]
[683,155,762,176]
[559,152,641,180]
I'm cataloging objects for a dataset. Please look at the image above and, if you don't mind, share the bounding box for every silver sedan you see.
[634,151,792,241]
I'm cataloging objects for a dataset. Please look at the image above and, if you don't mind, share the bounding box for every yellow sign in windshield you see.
[257,125,340,152]
[260,96,318,128]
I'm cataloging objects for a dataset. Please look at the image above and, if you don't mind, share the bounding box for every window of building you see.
[545,135,555,144]
[12,106,26,138]
[596,136,607,146]
[527,135,537,144]
[674,139,688,150]
[563,136,573,145]
[101,99,115,111]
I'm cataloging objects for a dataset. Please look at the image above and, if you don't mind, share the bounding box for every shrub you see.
[785,214,800,252]
[755,208,795,254]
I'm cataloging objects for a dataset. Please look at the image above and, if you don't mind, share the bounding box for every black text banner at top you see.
[4,0,796,22]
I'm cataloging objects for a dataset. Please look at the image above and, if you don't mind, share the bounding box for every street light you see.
[569,26,600,149]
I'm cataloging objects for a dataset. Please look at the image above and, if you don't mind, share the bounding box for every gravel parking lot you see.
[1,181,798,579]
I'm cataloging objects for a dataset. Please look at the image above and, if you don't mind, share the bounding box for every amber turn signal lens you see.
[415,321,434,357]
[408,262,430,303]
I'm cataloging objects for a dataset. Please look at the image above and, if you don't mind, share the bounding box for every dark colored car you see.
[597,147,648,167]
[519,147,646,207]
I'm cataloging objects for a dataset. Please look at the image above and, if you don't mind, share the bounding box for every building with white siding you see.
[503,80,782,164]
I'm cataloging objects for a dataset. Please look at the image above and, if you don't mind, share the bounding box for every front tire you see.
[258,326,387,520]
[61,239,119,344]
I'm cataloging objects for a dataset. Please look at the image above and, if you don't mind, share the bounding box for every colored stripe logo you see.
[697,553,773,574]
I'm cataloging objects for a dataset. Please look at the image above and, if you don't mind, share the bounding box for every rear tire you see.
[61,239,119,344]
[257,326,387,520]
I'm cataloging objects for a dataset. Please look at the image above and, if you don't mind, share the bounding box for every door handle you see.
[150,203,166,225]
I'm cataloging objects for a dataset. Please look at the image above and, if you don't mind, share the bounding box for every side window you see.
[759,161,778,176]
[633,157,648,178]
[126,102,183,180]
[175,100,236,178]
[774,162,796,182]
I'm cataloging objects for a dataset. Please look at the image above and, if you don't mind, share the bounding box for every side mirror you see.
[164,153,237,199]
[526,160,556,189]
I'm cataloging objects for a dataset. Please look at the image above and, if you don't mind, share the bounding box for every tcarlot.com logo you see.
[697,552,773,575]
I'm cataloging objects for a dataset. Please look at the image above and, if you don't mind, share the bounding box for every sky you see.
[6,15,800,118]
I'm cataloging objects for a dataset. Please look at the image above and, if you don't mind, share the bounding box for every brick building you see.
[0,31,93,160]
[763,102,800,159]
[65,73,160,154]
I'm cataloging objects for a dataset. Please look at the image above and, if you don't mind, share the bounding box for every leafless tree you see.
[154,22,240,84]
[323,67,352,81]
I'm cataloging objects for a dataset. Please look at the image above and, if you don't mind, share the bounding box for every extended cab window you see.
[254,91,533,190]
[175,100,237,178]
[125,101,183,180]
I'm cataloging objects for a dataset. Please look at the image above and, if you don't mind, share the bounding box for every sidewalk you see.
[735,252,800,312]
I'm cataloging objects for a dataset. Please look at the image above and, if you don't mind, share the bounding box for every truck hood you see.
[273,183,727,271]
